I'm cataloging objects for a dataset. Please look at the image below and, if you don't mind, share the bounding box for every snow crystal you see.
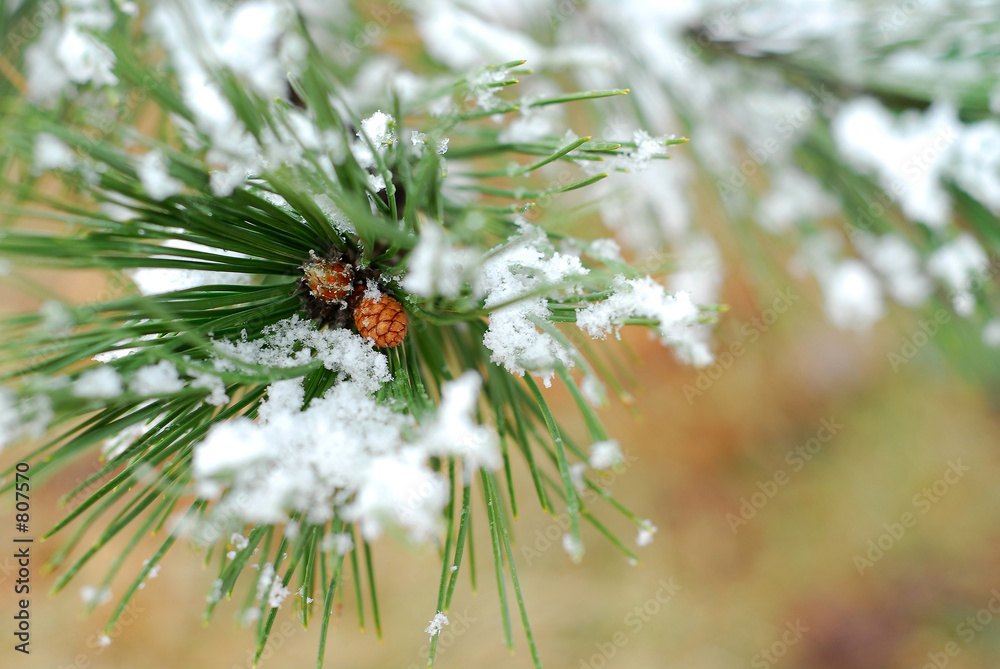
[480,223,588,384]
[211,316,391,395]
[343,447,449,542]
[821,259,885,332]
[402,220,480,299]
[620,130,670,171]
[928,233,989,316]
[80,585,112,607]
[949,120,1000,214]
[72,367,124,399]
[855,234,932,308]
[193,378,448,540]
[190,370,229,406]
[25,2,118,107]
[587,239,623,263]
[321,532,354,555]
[425,611,449,637]
[833,98,958,229]
[33,133,76,173]
[562,533,584,563]
[589,440,624,470]
[129,360,185,396]
[636,520,657,547]
[576,276,711,367]
[360,110,396,149]
[0,391,52,452]
[983,320,1000,348]
[350,111,396,193]
[256,563,275,601]
[137,150,184,200]
[416,372,500,480]
[268,579,290,609]
[230,533,249,551]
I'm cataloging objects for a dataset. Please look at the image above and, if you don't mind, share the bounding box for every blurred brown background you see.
[2,244,1000,669]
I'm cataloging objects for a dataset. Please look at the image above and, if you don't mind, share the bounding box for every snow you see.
[855,234,932,308]
[833,98,958,229]
[755,169,840,234]
[25,1,118,107]
[193,320,502,540]
[321,532,354,555]
[587,239,623,264]
[928,233,989,316]
[402,220,480,298]
[0,390,52,452]
[562,533,584,562]
[80,585,112,607]
[413,2,543,71]
[589,440,624,470]
[127,240,253,296]
[73,367,124,399]
[211,316,391,396]
[129,360,185,396]
[137,151,184,200]
[351,111,397,193]
[425,611,449,637]
[576,275,711,367]
[480,222,588,385]
[821,259,885,333]
[417,372,501,480]
[33,133,76,173]
[636,520,657,547]
[983,320,1000,348]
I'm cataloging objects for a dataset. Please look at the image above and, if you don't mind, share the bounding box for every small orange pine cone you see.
[354,294,409,348]
[302,255,354,303]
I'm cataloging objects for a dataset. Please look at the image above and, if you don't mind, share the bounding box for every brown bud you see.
[302,254,353,303]
[354,294,408,348]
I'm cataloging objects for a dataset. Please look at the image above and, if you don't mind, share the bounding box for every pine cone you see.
[354,294,408,348]
[302,254,354,303]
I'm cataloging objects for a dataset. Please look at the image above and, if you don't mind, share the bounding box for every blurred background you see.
[4,0,1000,668]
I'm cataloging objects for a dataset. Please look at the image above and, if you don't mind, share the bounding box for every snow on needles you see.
[192,318,500,541]
[577,275,712,367]
[480,223,588,385]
